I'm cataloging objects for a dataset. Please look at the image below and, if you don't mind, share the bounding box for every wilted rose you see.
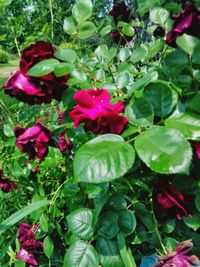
[154,240,200,267]
[14,121,52,160]
[69,88,128,135]
[0,170,17,193]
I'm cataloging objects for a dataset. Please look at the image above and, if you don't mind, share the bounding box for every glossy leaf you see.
[130,47,147,63]
[43,236,54,258]
[135,126,192,174]
[143,81,178,117]
[72,0,93,23]
[176,34,200,55]
[66,208,94,239]
[125,98,154,126]
[54,62,74,77]
[73,134,135,183]
[63,240,99,267]
[150,8,169,25]
[98,212,119,239]
[27,59,59,77]
[118,210,137,235]
[78,21,96,39]
[54,48,78,63]
[96,238,124,267]
[63,16,77,34]
[165,112,200,140]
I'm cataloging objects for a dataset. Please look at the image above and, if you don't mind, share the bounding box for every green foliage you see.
[0,49,9,63]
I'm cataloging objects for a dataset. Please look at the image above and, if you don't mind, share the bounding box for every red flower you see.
[4,41,69,104]
[109,1,133,23]
[69,88,128,134]
[166,3,200,47]
[0,170,17,193]
[154,240,200,267]
[156,182,189,220]
[58,111,65,125]
[194,142,200,159]
[18,223,43,254]
[17,249,38,266]
[14,121,52,160]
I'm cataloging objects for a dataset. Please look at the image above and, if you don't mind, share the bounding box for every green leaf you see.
[195,195,200,212]
[15,261,25,267]
[163,219,176,234]
[3,123,14,137]
[186,92,200,114]
[130,47,147,63]
[192,45,200,64]
[134,126,192,174]
[78,21,96,39]
[66,208,94,239]
[95,69,105,81]
[72,69,87,81]
[117,71,130,88]
[176,34,200,55]
[72,0,93,24]
[118,210,137,235]
[63,16,77,34]
[54,48,78,63]
[125,98,154,127]
[95,45,109,58]
[39,214,48,232]
[98,212,119,239]
[183,212,200,231]
[27,59,59,77]
[122,25,135,37]
[54,62,74,77]
[127,71,158,97]
[63,240,99,267]
[73,134,135,183]
[150,8,169,25]
[143,81,178,117]
[107,194,127,211]
[0,200,49,235]
[163,50,188,76]
[101,25,112,37]
[96,238,124,267]
[44,236,54,258]
[165,112,200,140]
[119,48,131,61]
[117,233,137,267]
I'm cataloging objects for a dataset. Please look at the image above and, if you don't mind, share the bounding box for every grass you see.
[0,57,19,87]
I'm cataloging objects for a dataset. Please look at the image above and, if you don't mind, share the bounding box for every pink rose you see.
[69,88,128,134]
[14,122,52,160]
[154,240,200,267]
[17,249,38,266]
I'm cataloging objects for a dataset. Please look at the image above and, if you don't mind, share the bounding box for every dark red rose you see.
[18,223,43,254]
[154,240,200,267]
[0,170,17,193]
[20,41,55,74]
[153,26,165,37]
[166,3,200,47]
[14,122,52,160]
[17,249,38,266]
[156,182,189,220]
[194,142,200,159]
[4,41,70,104]
[69,88,128,135]
[58,111,65,125]
[109,1,133,23]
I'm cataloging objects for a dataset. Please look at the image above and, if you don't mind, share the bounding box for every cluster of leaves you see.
[1,0,200,266]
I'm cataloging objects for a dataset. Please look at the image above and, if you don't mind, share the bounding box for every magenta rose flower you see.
[4,41,70,104]
[156,182,189,220]
[17,249,38,266]
[69,88,128,134]
[166,3,200,47]
[194,142,200,159]
[0,170,17,193]
[154,240,200,267]
[14,121,52,160]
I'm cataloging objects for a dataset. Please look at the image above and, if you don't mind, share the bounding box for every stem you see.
[150,197,167,254]
[7,16,21,57]
[49,0,54,40]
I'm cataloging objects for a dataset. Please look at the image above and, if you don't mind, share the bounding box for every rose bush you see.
[1,0,200,266]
